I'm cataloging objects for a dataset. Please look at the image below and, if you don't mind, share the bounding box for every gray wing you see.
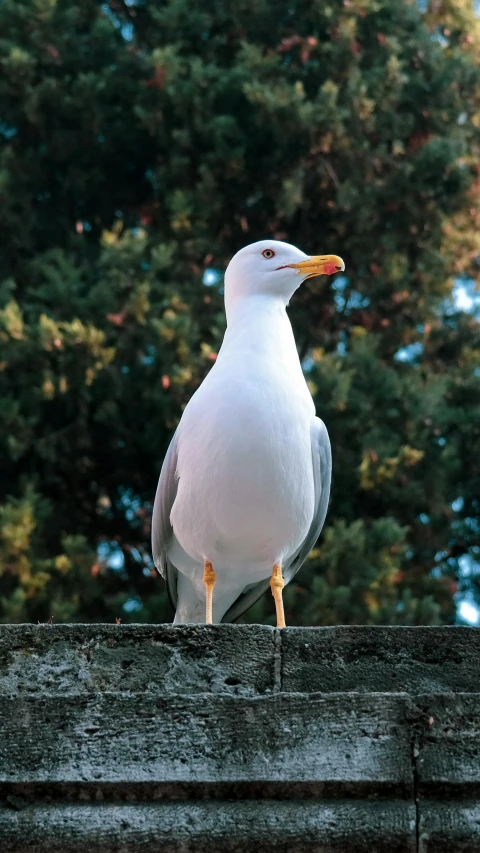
[222,416,332,623]
[283,416,332,585]
[151,429,179,612]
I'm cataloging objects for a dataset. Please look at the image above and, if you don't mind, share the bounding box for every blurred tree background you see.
[0,0,479,626]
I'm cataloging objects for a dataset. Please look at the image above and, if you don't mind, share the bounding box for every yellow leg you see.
[270,562,286,629]
[203,560,216,625]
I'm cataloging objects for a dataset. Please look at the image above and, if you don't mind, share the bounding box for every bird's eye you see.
[262,249,275,259]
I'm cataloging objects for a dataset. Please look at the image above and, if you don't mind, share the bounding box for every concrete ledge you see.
[0,625,479,851]
[0,801,417,853]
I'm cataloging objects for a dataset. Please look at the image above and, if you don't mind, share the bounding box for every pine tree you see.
[0,0,478,625]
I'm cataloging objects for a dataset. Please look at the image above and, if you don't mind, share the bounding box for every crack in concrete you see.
[411,735,420,853]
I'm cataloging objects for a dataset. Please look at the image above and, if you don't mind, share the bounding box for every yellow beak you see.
[287,254,345,279]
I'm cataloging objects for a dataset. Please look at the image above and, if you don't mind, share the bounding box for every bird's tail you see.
[173,572,207,624]
[172,569,240,624]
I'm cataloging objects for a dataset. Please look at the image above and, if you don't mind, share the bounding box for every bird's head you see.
[224,239,344,317]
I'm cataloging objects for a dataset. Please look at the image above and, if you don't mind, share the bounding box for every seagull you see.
[152,240,345,627]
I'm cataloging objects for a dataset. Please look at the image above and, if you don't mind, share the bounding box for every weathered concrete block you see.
[0,693,413,784]
[0,624,276,696]
[281,626,480,694]
[0,801,417,853]
[416,694,480,784]
[419,802,480,853]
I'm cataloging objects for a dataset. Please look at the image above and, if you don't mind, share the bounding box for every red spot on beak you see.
[323,262,339,276]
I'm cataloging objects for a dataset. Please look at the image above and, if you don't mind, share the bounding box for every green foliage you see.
[0,0,479,625]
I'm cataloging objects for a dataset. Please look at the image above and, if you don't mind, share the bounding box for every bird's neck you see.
[221,294,299,363]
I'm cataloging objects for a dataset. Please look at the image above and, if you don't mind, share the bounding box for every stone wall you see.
[0,624,479,852]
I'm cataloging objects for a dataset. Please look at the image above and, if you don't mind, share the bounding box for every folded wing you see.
[151,430,180,611]
[221,416,332,622]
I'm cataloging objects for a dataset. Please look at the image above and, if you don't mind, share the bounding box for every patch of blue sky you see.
[129,546,142,562]
[97,542,109,561]
[332,275,347,311]
[123,597,143,613]
[101,4,119,26]
[142,345,156,366]
[332,275,369,314]
[457,600,479,625]
[302,356,315,373]
[459,549,479,570]
[394,342,423,363]
[119,488,142,523]
[348,291,370,310]
[452,278,480,318]
[440,277,480,321]
[456,555,480,624]
[203,268,222,286]
[432,552,480,624]
[98,541,125,571]
[0,122,17,139]
[101,4,134,40]
[121,23,134,42]
[430,31,448,47]
[434,549,449,563]
[109,549,125,570]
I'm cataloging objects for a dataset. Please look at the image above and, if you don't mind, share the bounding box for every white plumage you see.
[152,239,344,625]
